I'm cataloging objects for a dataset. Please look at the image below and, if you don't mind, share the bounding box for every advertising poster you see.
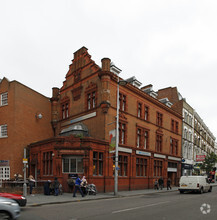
[109,129,116,153]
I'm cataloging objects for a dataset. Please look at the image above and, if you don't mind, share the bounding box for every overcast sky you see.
[0,0,217,138]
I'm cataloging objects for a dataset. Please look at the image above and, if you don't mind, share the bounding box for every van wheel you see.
[180,190,184,194]
[200,187,204,194]
[208,186,212,192]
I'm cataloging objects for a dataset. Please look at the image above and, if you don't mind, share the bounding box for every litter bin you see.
[44,180,51,195]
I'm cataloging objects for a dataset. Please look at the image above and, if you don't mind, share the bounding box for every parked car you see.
[0,193,27,206]
[0,196,20,219]
[178,176,212,194]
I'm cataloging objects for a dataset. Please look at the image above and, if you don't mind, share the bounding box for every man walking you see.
[167,178,172,190]
[73,176,84,197]
[158,177,164,190]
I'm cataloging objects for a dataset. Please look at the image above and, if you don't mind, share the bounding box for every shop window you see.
[154,160,163,177]
[119,122,126,144]
[62,157,83,173]
[156,134,162,152]
[156,112,163,127]
[0,92,8,106]
[118,155,128,176]
[93,152,103,176]
[0,124,7,138]
[0,166,10,180]
[168,162,177,168]
[136,158,147,176]
[43,152,53,175]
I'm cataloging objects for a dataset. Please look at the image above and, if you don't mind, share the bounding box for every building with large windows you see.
[28,47,182,192]
[0,78,53,182]
[157,87,216,176]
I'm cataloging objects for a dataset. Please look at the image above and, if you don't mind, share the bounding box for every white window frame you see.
[0,166,10,180]
[0,92,8,106]
[62,156,83,173]
[0,124,8,138]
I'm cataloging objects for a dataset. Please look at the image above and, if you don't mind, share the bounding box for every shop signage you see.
[0,160,9,166]
[167,167,177,172]
[136,151,151,157]
[154,153,166,159]
[168,156,181,161]
[118,147,132,153]
[196,154,206,162]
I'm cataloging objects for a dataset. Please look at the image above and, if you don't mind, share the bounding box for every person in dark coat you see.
[167,178,172,190]
[54,177,60,196]
[73,176,84,197]
[154,179,159,190]
[158,177,164,190]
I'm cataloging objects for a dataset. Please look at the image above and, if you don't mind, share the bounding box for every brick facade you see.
[0,78,53,180]
[28,47,183,192]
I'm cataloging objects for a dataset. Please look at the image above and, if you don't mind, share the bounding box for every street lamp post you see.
[114,78,127,196]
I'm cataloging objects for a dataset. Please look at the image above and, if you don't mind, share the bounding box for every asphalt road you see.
[20,188,217,220]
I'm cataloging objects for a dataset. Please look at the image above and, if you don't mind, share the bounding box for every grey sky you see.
[0,0,216,138]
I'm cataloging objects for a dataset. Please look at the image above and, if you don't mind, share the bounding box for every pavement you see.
[24,183,217,207]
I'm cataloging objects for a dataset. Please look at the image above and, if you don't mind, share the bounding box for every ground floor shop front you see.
[28,136,182,193]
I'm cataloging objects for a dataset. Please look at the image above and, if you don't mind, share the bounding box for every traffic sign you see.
[23,158,28,164]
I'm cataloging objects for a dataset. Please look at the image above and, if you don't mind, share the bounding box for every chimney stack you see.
[52,87,59,99]
[101,58,111,72]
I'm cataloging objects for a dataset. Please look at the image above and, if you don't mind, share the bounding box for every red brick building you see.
[28,47,182,192]
[0,78,53,181]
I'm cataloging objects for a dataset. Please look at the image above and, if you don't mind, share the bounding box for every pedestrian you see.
[28,175,35,196]
[59,183,63,195]
[53,177,60,196]
[158,177,164,190]
[154,179,159,190]
[73,176,84,197]
[81,176,88,195]
[167,178,172,190]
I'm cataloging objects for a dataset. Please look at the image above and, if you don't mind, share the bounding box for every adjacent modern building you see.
[0,78,53,181]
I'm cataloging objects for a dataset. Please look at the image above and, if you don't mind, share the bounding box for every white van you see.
[178,176,212,194]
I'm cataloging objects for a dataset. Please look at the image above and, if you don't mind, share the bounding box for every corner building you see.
[29,47,182,192]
